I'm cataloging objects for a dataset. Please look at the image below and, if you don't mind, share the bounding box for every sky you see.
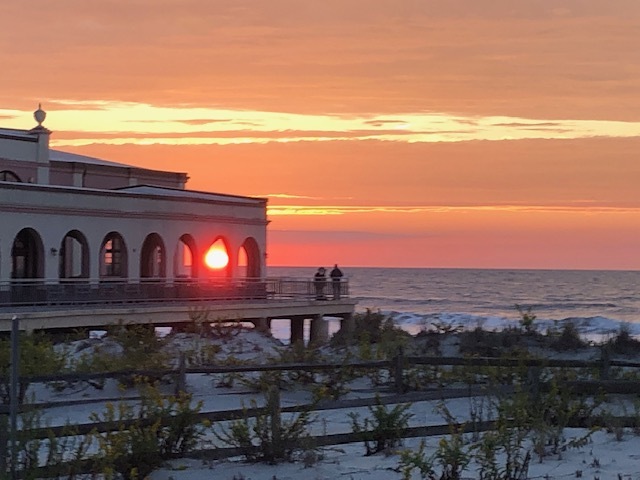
[2,1,640,270]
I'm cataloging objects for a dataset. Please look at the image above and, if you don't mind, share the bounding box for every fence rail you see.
[2,352,640,476]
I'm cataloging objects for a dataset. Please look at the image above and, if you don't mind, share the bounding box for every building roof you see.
[0,127,37,141]
[114,184,266,204]
[49,149,134,168]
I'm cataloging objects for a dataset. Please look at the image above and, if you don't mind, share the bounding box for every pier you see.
[0,277,356,345]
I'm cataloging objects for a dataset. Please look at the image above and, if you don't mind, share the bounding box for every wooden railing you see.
[2,352,639,476]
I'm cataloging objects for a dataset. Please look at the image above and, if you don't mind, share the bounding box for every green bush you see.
[607,325,640,355]
[516,305,536,334]
[349,395,413,455]
[550,322,587,351]
[398,440,435,480]
[89,385,204,479]
[311,356,356,402]
[5,407,92,479]
[397,404,471,480]
[73,323,170,388]
[215,386,315,464]
[0,332,66,404]
[331,309,410,352]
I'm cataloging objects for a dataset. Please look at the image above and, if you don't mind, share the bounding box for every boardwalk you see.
[0,277,356,344]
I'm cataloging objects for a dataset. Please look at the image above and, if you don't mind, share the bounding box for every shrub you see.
[458,327,528,357]
[516,305,536,334]
[311,360,355,402]
[0,332,66,404]
[186,307,244,338]
[398,440,435,480]
[349,395,413,455]
[434,402,472,479]
[331,309,410,351]
[551,322,587,351]
[269,342,325,385]
[475,391,532,480]
[75,322,170,388]
[607,325,640,355]
[5,406,93,478]
[397,404,471,480]
[215,386,315,464]
[90,385,204,479]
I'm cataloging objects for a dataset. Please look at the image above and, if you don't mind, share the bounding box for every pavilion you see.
[0,106,355,343]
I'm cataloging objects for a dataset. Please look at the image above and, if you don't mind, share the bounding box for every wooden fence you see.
[2,352,640,477]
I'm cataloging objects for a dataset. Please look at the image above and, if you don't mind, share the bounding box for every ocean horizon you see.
[267,266,640,343]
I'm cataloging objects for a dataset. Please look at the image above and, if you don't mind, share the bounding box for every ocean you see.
[267,267,640,343]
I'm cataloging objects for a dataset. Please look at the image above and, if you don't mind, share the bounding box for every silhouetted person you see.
[314,267,327,300]
[330,264,343,299]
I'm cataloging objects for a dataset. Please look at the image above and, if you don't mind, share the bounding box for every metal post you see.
[9,315,19,479]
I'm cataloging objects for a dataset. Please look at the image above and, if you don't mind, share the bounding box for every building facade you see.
[0,106,267,305]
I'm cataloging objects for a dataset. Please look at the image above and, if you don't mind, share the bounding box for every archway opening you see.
[11,228,44,280]
[100,232,127,279]
[240,237,261,279]
[59,230,89,280]
[174,234,198,279]
[237,247,248,278]
[140,233,166,279]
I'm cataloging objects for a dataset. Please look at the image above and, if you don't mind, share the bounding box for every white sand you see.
[25,329,640,479]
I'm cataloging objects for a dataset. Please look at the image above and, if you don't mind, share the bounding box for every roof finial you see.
[34,103,46,127]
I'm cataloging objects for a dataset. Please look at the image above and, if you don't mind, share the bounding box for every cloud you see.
[261,193,322,200]
[267,204,640,217]
[269,229,423,241]
[363,119,408,127]
[491,122,562,128]
[3,1,640,122]
[128,118,234,126]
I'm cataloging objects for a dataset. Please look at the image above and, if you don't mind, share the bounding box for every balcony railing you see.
[0,277,350,308]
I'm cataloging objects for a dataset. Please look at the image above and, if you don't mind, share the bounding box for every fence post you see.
[9,315,19,480]
[268,385,282,458]
[174,352,187,395]
[526,366,541,401]
[394,347,405,393]
[599,346,610,381]
[0,414,7,476]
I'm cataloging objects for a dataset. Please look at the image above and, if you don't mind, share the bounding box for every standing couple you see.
[314,264,343,300]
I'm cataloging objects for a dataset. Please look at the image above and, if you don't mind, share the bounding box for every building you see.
[0,106,354,342]
[0,105,265,301]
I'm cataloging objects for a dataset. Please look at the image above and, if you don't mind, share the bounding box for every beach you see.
[19,314,640,480]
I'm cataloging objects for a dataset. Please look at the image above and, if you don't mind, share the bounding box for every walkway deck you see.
[0,277,357,344]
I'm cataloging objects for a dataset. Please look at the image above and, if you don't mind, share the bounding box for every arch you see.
[59,230,90,280]
[0,170,22,182]
[11,228,44,279]
[239,237,261,279]
[140,233,166,278]
[99,232,128,279]
[174,234,198,279]
[204,236,231,278]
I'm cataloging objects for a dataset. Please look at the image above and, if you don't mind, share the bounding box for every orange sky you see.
[2,1,640,269]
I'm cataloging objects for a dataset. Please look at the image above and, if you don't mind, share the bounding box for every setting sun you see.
[205,242,229,269]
